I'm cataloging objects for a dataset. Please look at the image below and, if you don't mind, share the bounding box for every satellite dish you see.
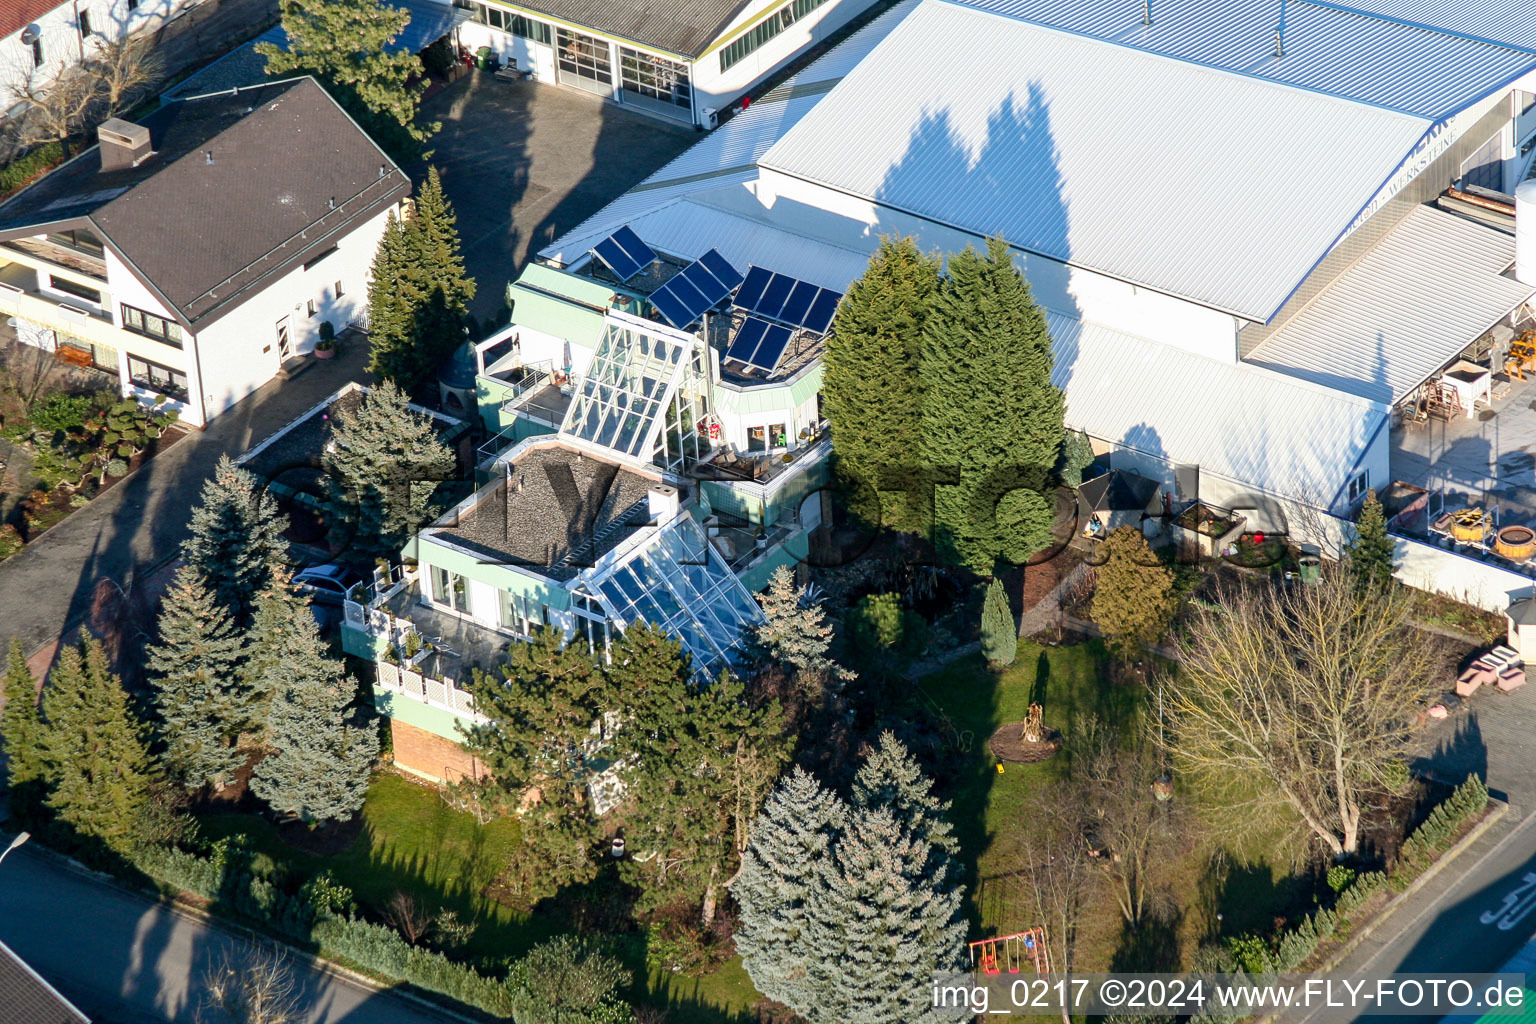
[19,25,41,45]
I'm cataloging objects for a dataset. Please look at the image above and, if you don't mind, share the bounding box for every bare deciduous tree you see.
[2,36,162,154]
[1018,788,1093,1024]
[383,890,431,945]
[1162,568,1445,857]
[198,947,303,1024]
[1,339,60,418]
[89,37,163,115]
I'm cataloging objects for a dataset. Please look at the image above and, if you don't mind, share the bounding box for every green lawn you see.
[200,773,762,1021]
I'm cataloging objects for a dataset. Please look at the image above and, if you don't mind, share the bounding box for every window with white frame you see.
[430,565,470,613]
[618,48,691,111]
[127,355,188,402]
[121,304,184,348]
[1347,470,1369,504]
[557,28,611,84]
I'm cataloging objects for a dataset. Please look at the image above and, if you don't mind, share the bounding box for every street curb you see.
[1312,796,1509,975]
[12,841,485,1024]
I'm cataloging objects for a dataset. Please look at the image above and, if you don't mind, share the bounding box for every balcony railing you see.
[376,660,485,722]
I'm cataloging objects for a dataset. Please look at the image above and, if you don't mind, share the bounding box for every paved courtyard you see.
[416,74,697,322]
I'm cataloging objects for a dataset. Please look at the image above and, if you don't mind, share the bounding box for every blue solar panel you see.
[649,286,695,329]
[591,225,657,282]
[680,261,730,309]
[735,266,772,311]
[750,323,793,371]
[757,274,794,320]
[780,280,818,327]
[805,289,842,334]
[727,317,768,363]
[699,249,743,291]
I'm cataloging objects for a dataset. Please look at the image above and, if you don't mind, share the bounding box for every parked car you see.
[292,564,365,606]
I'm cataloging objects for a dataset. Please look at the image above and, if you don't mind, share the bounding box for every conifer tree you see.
[248,578,377,823]
[1,637,47,822]
[182,455,286,627]
[731,767,846,1011]
[365,212,416,385]
[146,567,251,791]
[322,381,455,563]
[823,237,941,533]
[257,0,437,159]
[920,237,1064,571]
[1058,428,1097,488]
[750,566,852,690]
[1347,489,1396,591]
[852,731,960,860]
[367,170,477,388]
[41,636,154,850]
[980,577,1018,667]
[611,624,788,923]
[1092,526,1177,660]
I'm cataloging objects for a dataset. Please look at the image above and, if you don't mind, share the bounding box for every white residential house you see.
[1,0,210,120]
[0,76,410,428]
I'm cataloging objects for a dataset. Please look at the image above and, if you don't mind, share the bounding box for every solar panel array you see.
[734,266,842,335]
[648,248,743,329]
[591,225,657,282]
[725,316,794,372]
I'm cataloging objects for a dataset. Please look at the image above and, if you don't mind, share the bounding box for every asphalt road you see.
[0,844,461,1024]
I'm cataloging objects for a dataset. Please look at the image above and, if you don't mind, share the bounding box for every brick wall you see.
[389,718,488,785]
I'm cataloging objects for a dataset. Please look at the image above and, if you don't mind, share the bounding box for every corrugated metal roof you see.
[759,0,1435,320]
[1246,205,1535,403]
[538,0,919,264]
[1305,0,1536,55]
[951,0,1536,118]
[1050,313,1388,502]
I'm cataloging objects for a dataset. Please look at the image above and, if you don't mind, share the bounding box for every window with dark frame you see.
[31,39,42,67]
[120,304,184,348]
[47,228,104,257]
[79,11,92,36]
[334,280,344,299]
[717,0,829,72]
[557,28,612,84]
[619,47,691,110]
[307,298,317,317]
[49,275,101,304]
[127,355,188,402]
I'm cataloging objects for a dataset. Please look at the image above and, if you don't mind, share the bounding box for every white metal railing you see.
[375,659,485,722]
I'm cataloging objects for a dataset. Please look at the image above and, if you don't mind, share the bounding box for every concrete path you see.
[0,841,463,1024]
[0,342,372,656]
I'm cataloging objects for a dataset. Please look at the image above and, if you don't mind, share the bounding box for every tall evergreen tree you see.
[750,565,852,691]
[182,455,286,627]
[322,381,456,563]
[1347,489,1396,591]
[611,624,788,923]
[146,567,251,791]
[1,637,47,822]
[257,0,437,159]
[41,636,154,850]
[367,170,477,388]
[823,237,941,534]
[248,578,377,823]
[733,744,968,1024]
[980,576,1018,667]
[920,237,1064,571]
[731,767,846,1010]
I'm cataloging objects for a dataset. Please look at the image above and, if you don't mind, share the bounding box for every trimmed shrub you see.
[1400,776,1489,867]
[0,142,67,196]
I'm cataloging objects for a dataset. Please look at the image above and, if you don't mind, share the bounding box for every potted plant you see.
[314,321,336,359]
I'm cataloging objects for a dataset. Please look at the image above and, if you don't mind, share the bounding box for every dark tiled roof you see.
[0,77,410,328]
[435,443,662,579]
[0,940,89,1024]
[529,0,753,58]
[1,0,61,41]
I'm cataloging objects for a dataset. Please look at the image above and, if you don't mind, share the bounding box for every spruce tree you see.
[920,237,1064,571]
[1091,526,1177,660]
[182,455,286,627]
[1059,428,1097,488]
[365,212,417,386]
[980,576,1018,667]
[41,636,154,850]
[750,565,852,690]
[248,578,377,823]
[732,767,846,1011]
[823,237,941,534]
[257,0,437,159]
[2,637,47,822]
[146,567,251,791]
[322,381,455,563]
[611,624,788,922]
[1347,489,1396,591]
[852,731,960,860]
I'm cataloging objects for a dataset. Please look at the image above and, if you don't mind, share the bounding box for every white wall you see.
[1395,535,1536,614]
[1,0,207,115]
[193,205,391,420]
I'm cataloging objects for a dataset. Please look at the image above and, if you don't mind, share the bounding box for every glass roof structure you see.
[561,312,710,471]
[582,515,763,681]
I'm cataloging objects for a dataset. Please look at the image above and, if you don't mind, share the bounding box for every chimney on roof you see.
[97,118,151,172]
[648,485,680,523]
[1274,28,1284,57]
[1142,0,1151,26]
[205,150,214,165]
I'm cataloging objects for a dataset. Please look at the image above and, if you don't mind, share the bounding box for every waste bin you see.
[1297,554,1322,584]
[476,46,493,70]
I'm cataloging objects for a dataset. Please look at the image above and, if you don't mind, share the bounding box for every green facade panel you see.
[373,687,469,743]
